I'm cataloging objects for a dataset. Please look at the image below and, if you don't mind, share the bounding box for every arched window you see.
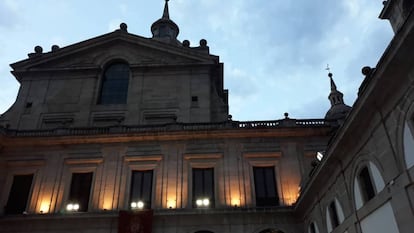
[353,162,385,209]
[98,62,130,104]
[308,222,319,233]
[357,166,375,203]
[403,122,414,168]
[326,198,345,233]
[328,201,339,229]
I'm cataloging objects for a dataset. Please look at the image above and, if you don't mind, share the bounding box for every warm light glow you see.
[231,198,241,207]
[40,202,50,213]
[102,198,113,210]
[284,192,299,206]
[167,199,176,209]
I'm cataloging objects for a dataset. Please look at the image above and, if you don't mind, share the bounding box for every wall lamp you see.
[130,201,144,210]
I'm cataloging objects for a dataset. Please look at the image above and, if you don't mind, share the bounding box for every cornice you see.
[1,125,332,147]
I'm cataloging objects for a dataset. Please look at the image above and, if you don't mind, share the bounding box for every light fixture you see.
[130,201,144,210]
[202,198,210,206]
[66,203,80,212]
[316,151,324,161]
[196,199,203,206]
[196,198,210,207]
[137,201,144,209]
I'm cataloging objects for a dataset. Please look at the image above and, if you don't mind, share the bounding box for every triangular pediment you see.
[11,30,217,73]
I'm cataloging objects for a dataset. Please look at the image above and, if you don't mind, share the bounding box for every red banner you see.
[118,210,153,233]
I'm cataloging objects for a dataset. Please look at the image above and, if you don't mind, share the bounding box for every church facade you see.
[0,1,413,233]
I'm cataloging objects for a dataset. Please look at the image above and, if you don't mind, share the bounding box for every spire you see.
[162,0,170,19]
[325,72,352,120]
[328,72,337,91]
[151,0,180,45]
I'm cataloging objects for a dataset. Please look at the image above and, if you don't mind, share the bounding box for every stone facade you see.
[1,1,414,233]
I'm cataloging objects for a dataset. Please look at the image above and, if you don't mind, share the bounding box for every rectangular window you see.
[253,166,279,207]
[68,172,93,212]
[193,168,214,207]
[5,174,34,214]
[130,170,153,209]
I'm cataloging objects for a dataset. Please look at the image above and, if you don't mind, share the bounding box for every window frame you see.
[121,155,162,209]
[243,152,282,207]
[192,167,215,208]
[60,157,103,213]
[357,166,376,203]
[5,174,34,215]
[129,170,154,209]
[327,200,340,230]
[308,221,319,233]
[98,62,130,105]
[1,160,44,215]
[253,166,279,207]
[184,153,222,209]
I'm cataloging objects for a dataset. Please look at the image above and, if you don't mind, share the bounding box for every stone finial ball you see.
[120,23,128,31]
[183,40,190,47]
[361,66,372,76]
[51,45,60,51]
[34,46,43,53]
[284,112,289,118]
[200,39,207,47]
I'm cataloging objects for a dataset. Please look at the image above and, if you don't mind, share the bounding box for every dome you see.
[325,104,352,120]
[150,0,180,45]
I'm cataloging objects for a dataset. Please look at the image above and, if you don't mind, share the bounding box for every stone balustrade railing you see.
[0,119,335,137]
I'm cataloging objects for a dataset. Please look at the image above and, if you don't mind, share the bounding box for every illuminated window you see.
[193,168,214,207]
[67,172,93,212]
[130,170,153,209]
[98,63,129,104]
[5,174,34,214]
[253,167,279,207]
[358,166,376,203]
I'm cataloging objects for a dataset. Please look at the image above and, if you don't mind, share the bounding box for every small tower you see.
[151,0,180,45]
[325,72,351,120]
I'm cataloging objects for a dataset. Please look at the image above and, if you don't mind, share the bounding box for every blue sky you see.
[0,0,393,121]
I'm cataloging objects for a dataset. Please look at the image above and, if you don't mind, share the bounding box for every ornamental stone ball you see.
[120,23,128,32]
[34,46,43,54]
[51,45,60,51]
[183,40,190,47]
[362,66,372,76]
[200,39,207,47]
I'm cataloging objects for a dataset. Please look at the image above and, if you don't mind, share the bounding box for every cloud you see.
[0,0,394,120]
